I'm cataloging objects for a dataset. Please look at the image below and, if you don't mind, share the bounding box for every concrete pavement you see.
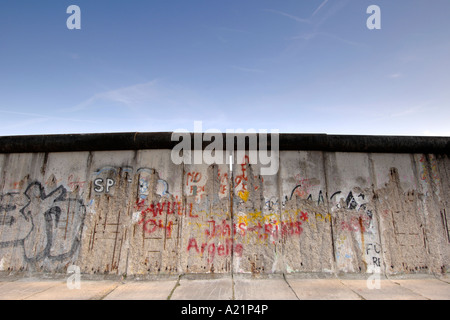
[0,273,448,300]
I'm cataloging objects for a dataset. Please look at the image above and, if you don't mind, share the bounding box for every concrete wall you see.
[0,134,449,276]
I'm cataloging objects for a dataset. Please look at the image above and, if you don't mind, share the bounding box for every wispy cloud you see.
[64,80,160,112]
[389,106,423,118]
[63,80,220,122]
[265,0,355,50]
[264,0,330,24]
[388,73,402,79]
[387,101,434,118]
[69,53,80,60]
[0,109,98,123]
[0,109,98,134]
[0,117,48,132]
[290,31,365,47]
[218,27,252,34]
[262,9,310,24]
[312,0,329,17]
[231,65,264,73]
[314,0,350,27]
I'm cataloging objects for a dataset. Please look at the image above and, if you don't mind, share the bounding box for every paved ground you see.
[0,273,448,300]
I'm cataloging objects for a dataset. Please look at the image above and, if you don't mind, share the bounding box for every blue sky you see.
[0,0,449,136]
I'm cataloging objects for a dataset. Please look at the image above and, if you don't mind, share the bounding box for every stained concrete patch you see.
[234,277,298,300]
[288,279,361,300]
[24,280,120,300]
[104,280,177,300]
[339,278,427,300]
[170,277,233,300]
[389,278,450,300]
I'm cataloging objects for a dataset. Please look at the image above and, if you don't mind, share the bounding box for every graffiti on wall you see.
[0,181,86,269]
[1,149,445,275]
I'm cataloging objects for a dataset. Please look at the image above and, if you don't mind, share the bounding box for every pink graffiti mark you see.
[218,170,228,195]
[205,220,231,239]
[234,155,264,192]
[135,200,196,218]
[137,200,199,236]
[187,237,243,264]
[340,214,371,232]
[238,212,309,240]
[186,172,202,185]
[67,175,86,190]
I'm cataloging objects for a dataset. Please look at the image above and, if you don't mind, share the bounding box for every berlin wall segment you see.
[0,135,449,277]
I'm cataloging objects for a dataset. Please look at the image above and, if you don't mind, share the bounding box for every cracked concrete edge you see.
[20,281,65,300]
[282,273,300,300]
[337,279,366,300]
[388,280,432,300]
[166,274,183,300]
[95,282,123,300]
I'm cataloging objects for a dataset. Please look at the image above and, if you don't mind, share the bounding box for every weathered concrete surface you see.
[0,134,449,278]
[0,274,448,300]
[287,278,362,300]
[388,278,450,300]
[0,278,62,300]
[339,277,426,300]
[170,276,233,300]
[25,280,119,300]
[233,275,298,300]
[103,280,177,300]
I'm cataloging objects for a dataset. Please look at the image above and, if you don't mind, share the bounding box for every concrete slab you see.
[0,279,62,300]
[104,280,178,300]
[170,277,233,300]
[234,277,298,300]
[0,274,448,300]
[389,278,450,300]
[25,280,120,300]
[340,278,427,300]
[287,278,361,300]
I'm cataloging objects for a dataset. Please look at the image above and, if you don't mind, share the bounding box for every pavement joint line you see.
[21,280,66,300]
[231,272,235,300]
[96,282,122,300]
[167,274,182,300]
[282,273,300,300]
[388,278,432,300]
[433,274,450,284]
[338,279,365,300]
